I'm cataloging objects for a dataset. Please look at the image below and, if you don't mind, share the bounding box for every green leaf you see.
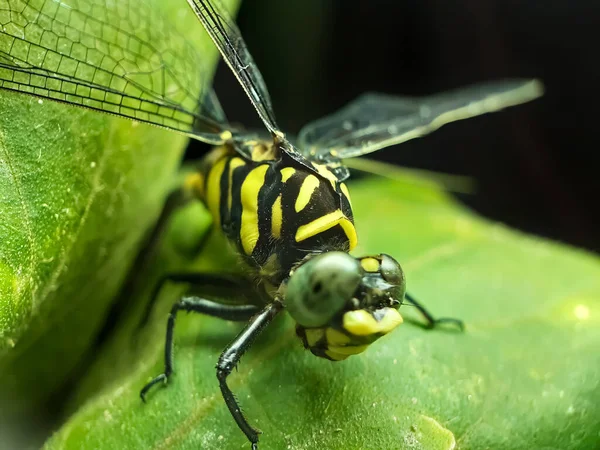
[43,175,600,450]
[0,0,239,420]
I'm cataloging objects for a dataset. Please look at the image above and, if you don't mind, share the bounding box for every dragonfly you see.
[0,0,543,447]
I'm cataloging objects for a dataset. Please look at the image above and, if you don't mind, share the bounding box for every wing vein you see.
[0,0,229,143]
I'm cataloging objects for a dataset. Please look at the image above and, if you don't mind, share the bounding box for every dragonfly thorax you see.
[195,144,356,287]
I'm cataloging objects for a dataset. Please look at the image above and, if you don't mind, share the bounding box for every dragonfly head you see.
[285,252,405,361]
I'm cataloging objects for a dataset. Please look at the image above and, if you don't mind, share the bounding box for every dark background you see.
[192,0,600,253]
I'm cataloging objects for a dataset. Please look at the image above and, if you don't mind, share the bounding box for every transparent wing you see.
[298,79,544,161]
[203,88,227,124]
[0,0,231,144]
[187,0,282,138]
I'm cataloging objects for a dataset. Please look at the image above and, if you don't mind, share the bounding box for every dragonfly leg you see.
[217,301,284,449]
[404,293,464,331]
[140,293,260,401]
[139,271,254,328]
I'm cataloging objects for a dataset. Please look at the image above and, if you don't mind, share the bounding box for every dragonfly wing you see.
[298,79,543,161]
[186,0,283,138]
[0,0,231,144]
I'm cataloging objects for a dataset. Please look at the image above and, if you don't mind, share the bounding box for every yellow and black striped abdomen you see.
[196,145,357,285]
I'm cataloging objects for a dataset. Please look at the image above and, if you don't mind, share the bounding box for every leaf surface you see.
[43,175,600,450]
[0,0,239,419]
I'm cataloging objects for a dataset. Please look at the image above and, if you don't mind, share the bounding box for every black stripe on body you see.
[219,158,232,229]
[199,146,356,285]
[252,164,283,266]
[227,160,246,239]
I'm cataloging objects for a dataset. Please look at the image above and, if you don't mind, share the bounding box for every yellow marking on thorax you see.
[340,182,352,208]
[227,157,246,211]
[325,344,369,361]
[206,157,228,227]
[280,167,295,182]
[295,210,358,250]
[360,257,380,273]
[271,194,283,238]
[313,163,339,190]
[240,164,270,255]
[342,308,403,336]
[251,142,278,161]
[295,174,320,212]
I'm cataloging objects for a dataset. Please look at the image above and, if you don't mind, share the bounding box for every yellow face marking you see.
[304,328,325,347]
[377,308,404,334]
[295,174,320,213]
[340,182,352,208]
[280,167,296,182]
[343,310,378,336]
[360,257,380,273]
[240,164,269,255]
[325,344,369,361]
[326,328,351,346]
[206,157,228,227]
[271,194,283,238]
[343,308,403,336]
[295,210,358,250]
[227,157,245,211]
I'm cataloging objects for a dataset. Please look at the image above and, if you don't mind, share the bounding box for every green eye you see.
[285,252,362,327]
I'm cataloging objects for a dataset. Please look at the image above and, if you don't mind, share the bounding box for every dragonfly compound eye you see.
[380,253,406,288]
[285,252,362,328]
